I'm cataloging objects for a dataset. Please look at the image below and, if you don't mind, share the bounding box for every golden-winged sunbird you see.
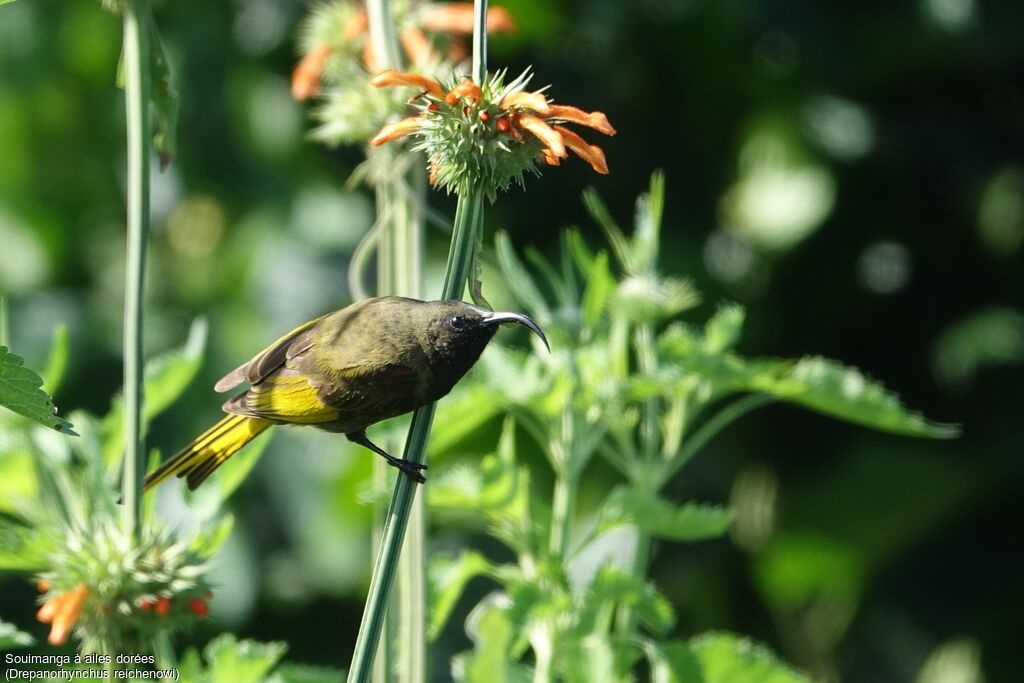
[143,297,547,491]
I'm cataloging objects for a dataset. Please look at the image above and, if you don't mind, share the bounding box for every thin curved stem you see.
[121,0,151,540]
[661,393,775,487]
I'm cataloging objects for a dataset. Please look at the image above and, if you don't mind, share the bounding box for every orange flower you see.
[37,584,90,646]
[292,44,333,101]
[370,70,616,175]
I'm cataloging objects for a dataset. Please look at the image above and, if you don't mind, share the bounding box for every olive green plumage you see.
[144,297,546,491]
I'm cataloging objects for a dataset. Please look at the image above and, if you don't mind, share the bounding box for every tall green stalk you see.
[120,0,151,539]
[348,181,484,683]
[366,1,428,679]
[0,297,9,348]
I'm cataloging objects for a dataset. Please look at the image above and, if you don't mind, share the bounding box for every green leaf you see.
[579,566,675,635]
[495,231,550,324]
[268,664,347,683]
[632,170,666,273]
[748,356,960,439]
[457,595,533,683]
[687,632,811,683]
[429,383,501,457]
[204,634,287,683]
[581,251,614,331]
[645,641,702,683]
[0,1,19,5]
[704,305,745,353]
[583,187,634,273]
[428,550,495,639]
[598,487,733,542]
[102,318,207,464]
[150,22,179,170]
[0,618,34,649]
[0,517,51,570]
[0,346,76,435]
[41,326,69,396]
[189,513,235,558]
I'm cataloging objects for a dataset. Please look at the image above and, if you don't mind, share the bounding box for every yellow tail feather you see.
[144,415,273,492]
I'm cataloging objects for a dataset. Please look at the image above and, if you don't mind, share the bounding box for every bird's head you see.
[418,299,548,392]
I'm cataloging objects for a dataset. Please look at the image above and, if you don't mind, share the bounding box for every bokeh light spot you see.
[856,241,912,295]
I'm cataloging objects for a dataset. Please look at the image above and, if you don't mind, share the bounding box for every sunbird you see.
[143,297,547,491]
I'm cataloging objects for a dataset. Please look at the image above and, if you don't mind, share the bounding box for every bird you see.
[142,297,547,492]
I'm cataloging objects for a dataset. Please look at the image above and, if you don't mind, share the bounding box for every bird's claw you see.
[391,458,428,484]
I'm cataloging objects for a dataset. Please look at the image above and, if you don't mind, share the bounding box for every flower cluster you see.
[369,69,616,198]
[34,521,211,653]
[293,0,516,147]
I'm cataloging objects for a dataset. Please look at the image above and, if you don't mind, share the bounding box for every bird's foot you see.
[388,457,428,484]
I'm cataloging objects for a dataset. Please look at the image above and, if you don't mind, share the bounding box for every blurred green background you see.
[1,0,1022,681]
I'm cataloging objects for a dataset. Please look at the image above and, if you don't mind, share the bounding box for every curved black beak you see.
[482,311,550,351]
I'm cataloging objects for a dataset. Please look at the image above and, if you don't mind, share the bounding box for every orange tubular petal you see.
[553,125,609,174]
[401,28,435,66]
[486,7,518,34]
[48,585,89,646]
[291,44,332,101]
[445,80,482,105]
[362,40,378,73]
[370,69,445,98]
[342,9,368,40]
[500,91,550,115]
[37,596,65,624]
[371,117,423,146]
[542,149,562,166]
[547,105,616,136]
[518,114,566,158]
[422,5,518,35]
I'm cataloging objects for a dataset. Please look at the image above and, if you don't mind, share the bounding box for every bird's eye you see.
[449,315,464,330]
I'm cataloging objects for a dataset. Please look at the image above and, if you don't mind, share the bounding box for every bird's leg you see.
[346,430,428,484]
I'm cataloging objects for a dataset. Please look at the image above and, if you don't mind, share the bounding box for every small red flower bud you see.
[427,102,439,112]
[463,105,472,116]
[155,596,171,616]
[188,598,209,617]
[138,598,155,611]
[479,110,491,122]
[496,117,511,132]
[37,579,50,593]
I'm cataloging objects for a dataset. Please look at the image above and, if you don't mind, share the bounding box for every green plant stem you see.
[662,393,774,486]
[348,180,484,683]
[472,0,488,84]
[121,0,151,540]
[616,322,660,636]
[0,297,8,348]
[549,470,578,558]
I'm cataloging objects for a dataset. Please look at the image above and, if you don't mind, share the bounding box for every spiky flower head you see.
[35,517,212,653]
[294,1,517,148]
[370,69,616,200]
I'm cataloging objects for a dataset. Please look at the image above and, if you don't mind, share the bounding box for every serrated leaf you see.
[583,187,635,273]
[704,304,745,353]
[645,640,702,683]
[0,618,34,649]
[688,632,811,683]
[458,594,533,683]
[579,565,675,635]
[428,550,495,639]
[205,634,287,683]
[749,356,959,439]
[0,346,75,435]
[268,664,347,683]
[102,319,207,464]
[598,486,733,542]
[632,170,666,273]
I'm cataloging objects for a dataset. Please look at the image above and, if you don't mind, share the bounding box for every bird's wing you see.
[214,314,327,393]
[222,363,418,429]
[223,372,340,424]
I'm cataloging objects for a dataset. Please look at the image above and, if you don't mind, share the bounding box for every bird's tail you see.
[144,415,273,492]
